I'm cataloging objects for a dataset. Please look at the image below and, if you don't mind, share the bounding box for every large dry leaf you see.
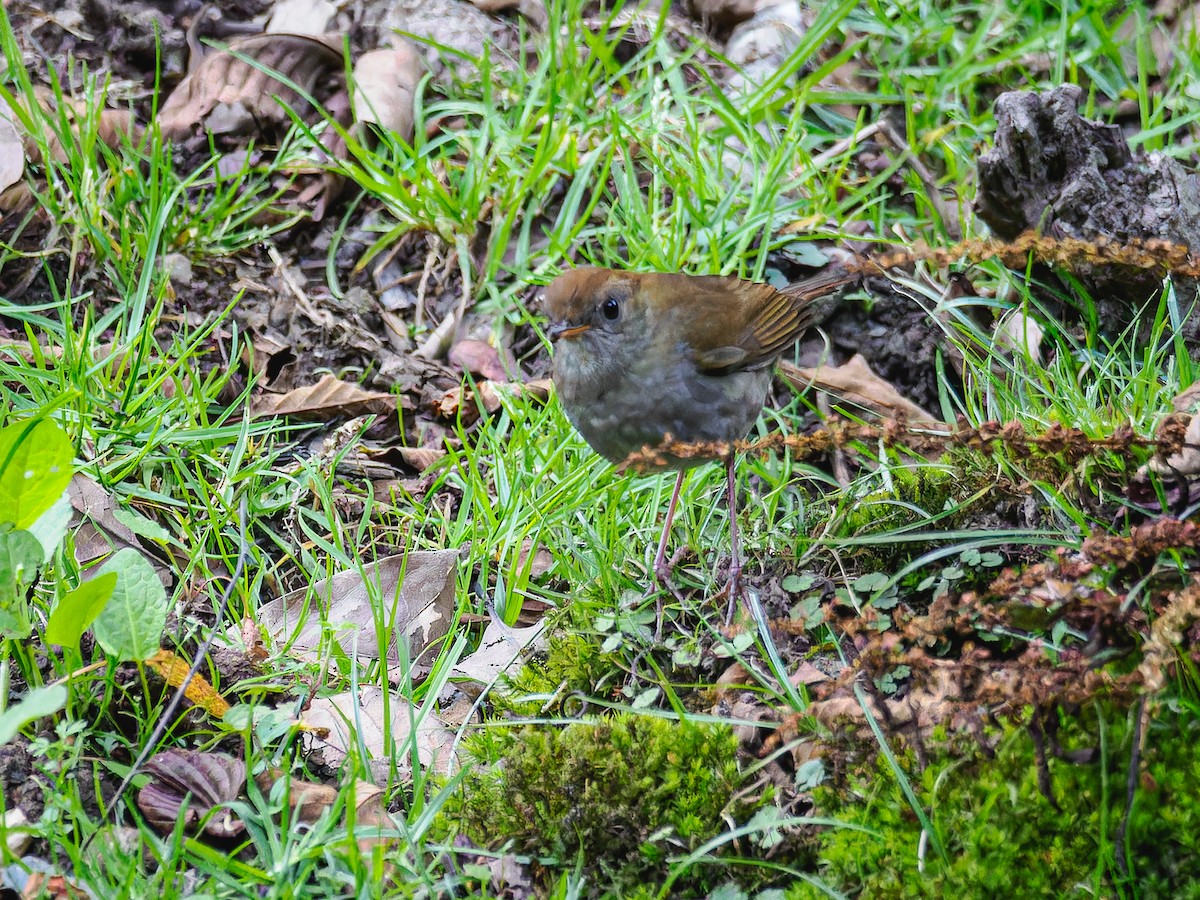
[807,663,961,741]
[157,33,342,140]
[250,373,396,420]
[258,550,459,662]
[146,649,231,720]
[779,355,940,423]
[352,43,424,142]
[302,684,457,774]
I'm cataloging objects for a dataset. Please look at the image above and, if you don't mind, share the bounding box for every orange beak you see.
[548,323,592,342]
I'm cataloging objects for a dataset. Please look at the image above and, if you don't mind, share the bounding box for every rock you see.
[976,84,1200,346]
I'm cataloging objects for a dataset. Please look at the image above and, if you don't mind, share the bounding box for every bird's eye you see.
[601,297,621,320]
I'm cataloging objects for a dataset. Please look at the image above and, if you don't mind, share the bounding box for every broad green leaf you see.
[0,529,43,639]
[27,491,71,563]
[46,572,119,649]
[0,685,68,746]
[0,420,74,529]
[92,549,168,661]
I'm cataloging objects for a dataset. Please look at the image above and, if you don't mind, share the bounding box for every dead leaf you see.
[302,684,457,774]
[266,0,337,35]
[807,663,960,741]
[1171,381,1200,414]
[994,308,1046,363]
[157,34,342,140]
[67,474,175,579]
[779,355,941,423]
[137,750,247,839]
[450,617,545,685]
[1147,411,1200,477]
[352,43,424,143]
[250,373,396,420]
[253,769,391,850]
[258,549,459,663]
[449,338,509,382]
[146,649,231,719]
[21,872,88,899]
[435,377,551,422]
[790,661,832,687]
[20,90,144,166]
[0,95,24,195]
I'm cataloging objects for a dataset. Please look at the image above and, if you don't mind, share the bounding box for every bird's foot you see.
[652,547,689,640]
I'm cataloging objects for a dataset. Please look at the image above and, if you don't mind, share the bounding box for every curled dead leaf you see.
[137,750,246,839]
[436,377,551,422]
[0,96,23,195]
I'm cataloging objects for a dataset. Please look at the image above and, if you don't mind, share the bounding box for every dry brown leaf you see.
[779,354,941,423]
[391,445,448,472]
[1147,412,1200,477]
[435,377,551,421]
[1171,381,1200,414]
[157,33,342,140]
[790,661,832,687]
[250,373,396,420]
[20,89,143,166]
[352,43,424,142]
[253,769,391,850]
[258,549,459,663]
[448,338,509,382]
[21,872,88,900]
[807,664,961,740]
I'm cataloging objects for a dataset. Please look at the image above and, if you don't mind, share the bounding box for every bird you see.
[544,264,858,625]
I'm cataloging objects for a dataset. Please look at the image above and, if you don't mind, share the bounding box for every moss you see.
[439,713,761,897]
[791,707,1200,898]
[834,464,971,570]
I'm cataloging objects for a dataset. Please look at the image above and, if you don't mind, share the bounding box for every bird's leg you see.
[653,470,686,638]
[724,453,743,624]
[654,470,686,583]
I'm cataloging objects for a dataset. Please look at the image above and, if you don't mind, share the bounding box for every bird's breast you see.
[553,338,771,469]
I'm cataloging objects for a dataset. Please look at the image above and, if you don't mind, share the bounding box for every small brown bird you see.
[545,265,857,622]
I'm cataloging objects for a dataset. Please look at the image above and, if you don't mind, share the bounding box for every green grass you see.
[2,0,1199,895]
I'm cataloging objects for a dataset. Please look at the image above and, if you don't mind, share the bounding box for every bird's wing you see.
[660,270,856,373]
